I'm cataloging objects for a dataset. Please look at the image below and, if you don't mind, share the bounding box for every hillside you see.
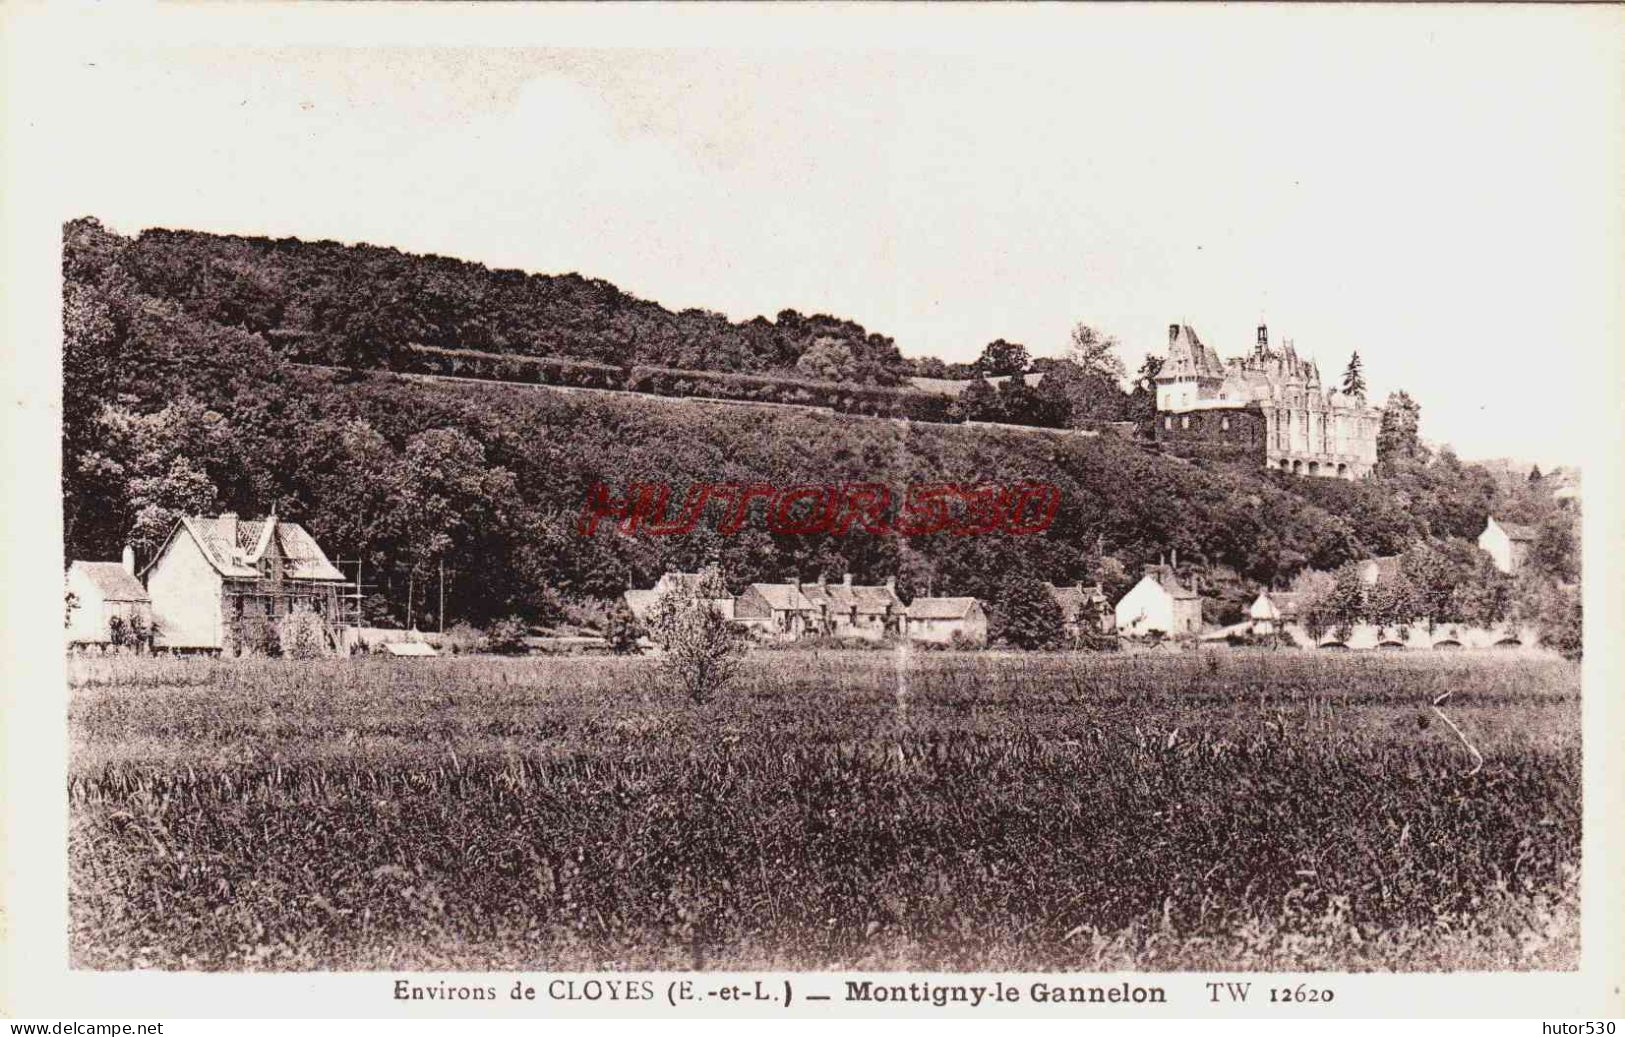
[63,216,1562,631]
[78,218,914,385]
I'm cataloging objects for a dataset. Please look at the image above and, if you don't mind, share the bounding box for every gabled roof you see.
[1493,518,1539,542]
[146,515,345,582]
[907,597,982,620]
[1044,582,1106,620]
[1266,591,1306,614]
[799,581,902,615]
[1140,565,1199,601]
[654,571,708,594]
[68,561,149,602]
[851,584,903,615]
[1165,325,1227,380]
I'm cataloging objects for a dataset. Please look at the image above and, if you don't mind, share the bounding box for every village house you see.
[65,547,153,648]
[733,578,822,640]
[797,574,905,641]
[905,597,989,645]
[1114,564,1203,639]
[1246,589,1301,636]
[142,512,348,655]
[1478,516,1537,574]
[1044,582,1114,640]
[623,571,736,625]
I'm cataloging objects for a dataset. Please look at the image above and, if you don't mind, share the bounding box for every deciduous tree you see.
[990,575,1066,649]
[973,339,1030,377]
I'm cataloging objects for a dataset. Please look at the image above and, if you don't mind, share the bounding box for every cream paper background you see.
[3,3,1622,1020]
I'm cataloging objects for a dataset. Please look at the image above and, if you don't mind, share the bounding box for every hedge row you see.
[407,346,625,390]
[399,347,959,423]
[626,365,957,423]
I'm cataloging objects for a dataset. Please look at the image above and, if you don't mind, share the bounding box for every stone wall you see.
[1152,405,1268,467]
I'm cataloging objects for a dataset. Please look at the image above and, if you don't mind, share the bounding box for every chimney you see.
[885,576,896,592]
[1257,323,1268,351]
[219,512,238,550]
[817,573,827,587]
[1168,324,1180,344]
[121,544,136,576]
[786,572,799,589]
[843,573,853,587]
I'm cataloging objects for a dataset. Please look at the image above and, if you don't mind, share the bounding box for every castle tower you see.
[1154,323,1226,411]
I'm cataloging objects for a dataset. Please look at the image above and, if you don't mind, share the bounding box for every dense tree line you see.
[101,221,914,385]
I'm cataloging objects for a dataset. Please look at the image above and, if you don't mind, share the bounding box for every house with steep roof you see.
[142,512,347,655]
[798,573,904,641]
[1247,589,1305,636]
[66,547,152,647]
[1044,581,1114,640]
[623,571,735,625]
[905,597,988,645]
[1114,564,1203,638]
[1478,516,1538,574]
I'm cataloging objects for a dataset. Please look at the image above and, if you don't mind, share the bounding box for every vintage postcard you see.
[3,2,1622,1025]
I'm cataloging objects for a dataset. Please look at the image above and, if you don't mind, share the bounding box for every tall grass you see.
[68,650,1579,971]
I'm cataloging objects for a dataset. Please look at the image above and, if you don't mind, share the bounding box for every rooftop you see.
[68,561,149,602]
[907,597,982,620]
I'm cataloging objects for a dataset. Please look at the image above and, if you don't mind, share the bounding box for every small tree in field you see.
[659,600,746,704]
[605,600,643,654]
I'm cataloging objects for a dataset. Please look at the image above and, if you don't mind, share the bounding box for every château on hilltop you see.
[1152,322,1382,479]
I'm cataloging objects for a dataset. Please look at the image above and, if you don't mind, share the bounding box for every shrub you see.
[127,614,152,653]
[486,616,530,655]
[440,622,486,656]
[277,604,328,660]
[1077,630,1123,652]
[605,601,643,655]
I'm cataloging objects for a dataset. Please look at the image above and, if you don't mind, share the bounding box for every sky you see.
[21,6,1625,468]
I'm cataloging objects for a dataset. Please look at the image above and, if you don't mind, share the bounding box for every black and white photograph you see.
[4,1,1623,1024]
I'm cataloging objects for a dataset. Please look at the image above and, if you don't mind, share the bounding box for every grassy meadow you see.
[67,649,1580,972]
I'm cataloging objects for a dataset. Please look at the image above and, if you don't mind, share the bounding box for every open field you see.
[68,649,1580,972]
